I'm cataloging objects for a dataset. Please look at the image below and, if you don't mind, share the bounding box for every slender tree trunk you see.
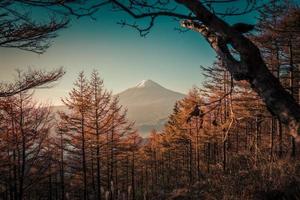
[115,159,118,200]
[207,142,210,173]
[60,132,65,200]
[91,151,96,195]
[145,165,149,196]
[131,151,135,200]
[223,134,226,172]
[19,133,25,200]
[245,122,248,150]
[255,116,259,167]
[110,126,114,200]
[19,96,25,200]
[154,150,158,187]
[49,167,52,200]
[96,133,102,200]
[196,118,200,182]
[270,117,275,161]
[189,123,193,185]
[106,131,110,191]
[236,131,239,154]
[289,38,297,158]
[8,148,13,200]
[55,174,58,200]
[126,155,129,200]
[223,71,228,172]
[81,115,88,200]
[13,148,17,200]
[278,120,283,158]
[8,118,14,200]
[11,114,18,200]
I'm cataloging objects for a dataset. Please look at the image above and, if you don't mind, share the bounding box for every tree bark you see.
[178,0,300,140]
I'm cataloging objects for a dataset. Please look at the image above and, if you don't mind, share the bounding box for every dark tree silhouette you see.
[0,1,68,53]
[0,68,65,97]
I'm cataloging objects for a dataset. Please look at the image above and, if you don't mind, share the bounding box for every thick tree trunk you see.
[178,0,300,140]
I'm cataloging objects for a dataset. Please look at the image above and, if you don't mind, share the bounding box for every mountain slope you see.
[117,80,185,135]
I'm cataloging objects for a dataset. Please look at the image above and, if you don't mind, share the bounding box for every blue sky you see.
[0,2,264,105]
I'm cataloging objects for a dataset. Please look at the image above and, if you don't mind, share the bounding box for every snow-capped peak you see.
[136,79,161,88]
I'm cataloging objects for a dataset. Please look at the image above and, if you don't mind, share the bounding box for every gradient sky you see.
[0,2,264,105]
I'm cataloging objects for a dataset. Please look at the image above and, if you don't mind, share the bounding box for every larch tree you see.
[57,70,137,200]
[0,85,54,200]
[103,96,135,199]
[88,70,112,200]
[60,72,92,200]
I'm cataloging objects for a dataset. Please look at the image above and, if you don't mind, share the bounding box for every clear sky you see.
[0,2,260,105]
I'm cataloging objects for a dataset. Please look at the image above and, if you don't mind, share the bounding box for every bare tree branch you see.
[0,67,65,97]
[0,1,69,53]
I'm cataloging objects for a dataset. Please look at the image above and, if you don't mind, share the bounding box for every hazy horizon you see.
[45,78,187,106]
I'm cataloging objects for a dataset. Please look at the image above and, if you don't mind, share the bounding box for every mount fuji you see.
[117,80,185,136]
